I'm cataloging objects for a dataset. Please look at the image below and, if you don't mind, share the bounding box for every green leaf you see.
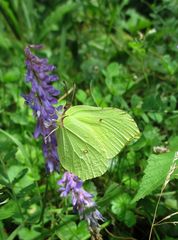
[97,183,122,207]
[55,220,89,240]
[0,200,17,220]
[12,168,29,185]
[3,67,20,82]
[55,221,77,240]
[75,221,90,240]
[124,210,136,227]
[18,227,40,240]
[76,89,87,104]
[111,193,136,227]
[0,0,20,38]
[0,129,27,159]
[0,221,8,240]
[106,62,120,78]
[104,63,134,96]
[40,3,77,39]
[133,137,178,202]
[7,224,24,240]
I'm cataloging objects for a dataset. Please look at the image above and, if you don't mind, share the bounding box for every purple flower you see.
[58,172,104,237]
[23,45,60,172]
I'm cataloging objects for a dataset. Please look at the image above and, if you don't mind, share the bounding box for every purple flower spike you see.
[58,172,104,238]
[23,45,60,173]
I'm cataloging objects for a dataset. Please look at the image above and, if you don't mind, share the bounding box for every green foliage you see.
[55,220,89,240]
[111,193,136,227]
[1,0,178,239]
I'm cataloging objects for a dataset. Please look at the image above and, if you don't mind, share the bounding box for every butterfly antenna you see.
[90,79,99,107]
[45,127,59,142]
[70,83,76,104]
[63,80,69,100]
[58,86,76,102]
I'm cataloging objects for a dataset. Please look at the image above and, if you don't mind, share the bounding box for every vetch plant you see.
[23,44,60,173]
[23,45,140,239]
[58,172,104,239]
[23,45,106,238]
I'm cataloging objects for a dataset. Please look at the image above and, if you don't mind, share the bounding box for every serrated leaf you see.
[133,138,178,202]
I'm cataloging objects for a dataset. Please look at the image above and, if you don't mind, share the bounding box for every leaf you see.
[18,227,40,240]
[6,224,24,240]
[0,129,27,159]
[104,63,134,95]
[106,62,120,78]
[55,220,89,240]
[76,221,90,240]
[0,221,8,240]
[0,0,20,38]
[0,200,17,220]
[124,210,136,227]
[40,3,77,39]
[76,89,87,104]
[55,221,77,240]
[111,193,136,227]
[12,168,29,185]
[57,105,140,180]
[97,183,122,207]
[16,183,36,198]
[133,137,178,202]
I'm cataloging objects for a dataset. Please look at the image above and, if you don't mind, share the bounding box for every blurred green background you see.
[0,0,178,239]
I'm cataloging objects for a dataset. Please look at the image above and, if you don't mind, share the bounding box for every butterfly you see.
[57,105,140,180]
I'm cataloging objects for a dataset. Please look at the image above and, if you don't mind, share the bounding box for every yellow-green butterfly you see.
[57,105,140,181]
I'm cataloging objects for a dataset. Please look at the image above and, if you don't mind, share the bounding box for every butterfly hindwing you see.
[58,117,108,180]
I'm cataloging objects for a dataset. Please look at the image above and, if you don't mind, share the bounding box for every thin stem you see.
[105,228,137,240]
[155,212,178,225]
[58,86,75,102]
[155,221,178,226]
[149,152,178,240]
[37,174,49,225]
[148,192,162,240]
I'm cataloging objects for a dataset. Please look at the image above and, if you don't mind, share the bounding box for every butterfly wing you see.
[58,118,108,180]
[58,105,140,180]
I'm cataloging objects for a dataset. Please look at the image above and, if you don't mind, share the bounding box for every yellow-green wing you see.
[58,105,140,180]
[58,118,108,180]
